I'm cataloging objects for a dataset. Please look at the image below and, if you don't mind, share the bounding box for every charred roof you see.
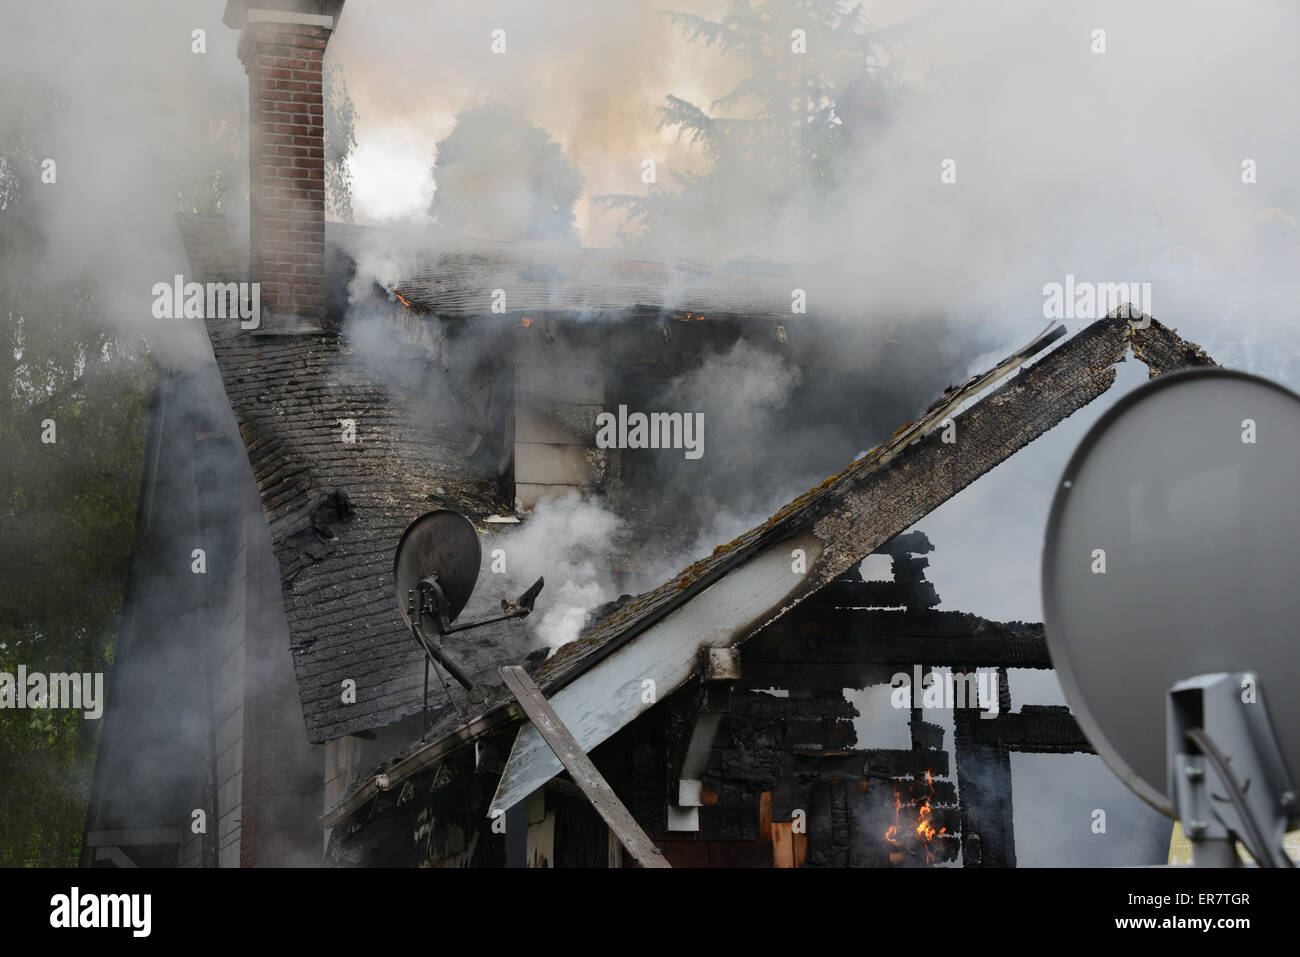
[321,312,1214,825]
[178,210,1214,776]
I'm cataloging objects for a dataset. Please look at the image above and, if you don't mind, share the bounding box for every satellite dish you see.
[392,510,544,714]
[1043,367,1300,826]
[393,510,481,629]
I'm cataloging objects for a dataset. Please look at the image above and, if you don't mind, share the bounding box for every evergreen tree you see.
[601,0,904,246]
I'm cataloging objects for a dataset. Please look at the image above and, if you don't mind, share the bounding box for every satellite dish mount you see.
[1168,672,1296,867]
[394,511,544,723]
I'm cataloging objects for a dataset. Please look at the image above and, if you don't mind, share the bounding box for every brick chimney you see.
[224,1,345,334]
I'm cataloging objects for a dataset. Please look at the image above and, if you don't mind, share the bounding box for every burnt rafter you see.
[324,313,1215,828]
[760,612,1052,669]
[966,705,1095,752]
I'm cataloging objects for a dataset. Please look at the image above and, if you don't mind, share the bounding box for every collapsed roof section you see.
[323,312,1215,826]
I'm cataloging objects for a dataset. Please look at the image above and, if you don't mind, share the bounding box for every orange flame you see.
[884,788,903,845]
[394,291,413,308]
[882,769,947,864]
[518,317,533,327]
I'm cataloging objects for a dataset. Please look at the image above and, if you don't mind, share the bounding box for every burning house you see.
[83,0,1218,868]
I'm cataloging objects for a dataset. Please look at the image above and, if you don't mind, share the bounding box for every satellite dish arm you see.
[425,576,545,635]
[404,575,546,706]
[407,576,490,703]
[408,615,486,702]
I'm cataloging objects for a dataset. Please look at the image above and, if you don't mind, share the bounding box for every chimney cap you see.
[223,0,345,30]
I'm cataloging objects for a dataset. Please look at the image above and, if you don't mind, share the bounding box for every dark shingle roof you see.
[178,213,533,742]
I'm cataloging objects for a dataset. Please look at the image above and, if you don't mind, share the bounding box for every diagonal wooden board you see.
[498,665,671,869]
[493,531,824,815]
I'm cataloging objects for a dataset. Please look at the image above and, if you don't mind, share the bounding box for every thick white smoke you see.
[499,493,624,653]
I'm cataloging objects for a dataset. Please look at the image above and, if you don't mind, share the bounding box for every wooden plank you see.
[772,822,795,868]
[607,826,623,868]
[793,828,809,868]
[758,791,773,841]
[498,665,670,868]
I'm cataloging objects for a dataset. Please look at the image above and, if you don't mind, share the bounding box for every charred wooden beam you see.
[787,318,1213,610]
[771,608,1042,637]
[954,707,1014,868]
[804,579,940,610]
[750,613,1052,668]
[790,748,950,782]
[874,529,934,559]
[748,635,1050,670]
[967,705,1094,753]
[730,689,858,720]
[911,718,946,752]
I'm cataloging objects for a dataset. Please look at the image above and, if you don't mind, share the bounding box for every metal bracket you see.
[1169,672,1296,867]
[407,574,545,711]
[668,647,740,831]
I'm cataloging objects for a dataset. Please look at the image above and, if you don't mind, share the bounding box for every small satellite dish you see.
[393,510,481,629]
[1043,368,1300,833]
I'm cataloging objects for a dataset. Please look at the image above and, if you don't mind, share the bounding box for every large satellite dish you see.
[394,510,482,629]
[1043,368,1300,838]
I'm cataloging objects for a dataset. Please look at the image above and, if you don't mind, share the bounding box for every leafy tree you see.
[430,103,583,243]
[172,53,356,222]
[0,121,153,867]
[175,109,245,217]
[324,53,357,224]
